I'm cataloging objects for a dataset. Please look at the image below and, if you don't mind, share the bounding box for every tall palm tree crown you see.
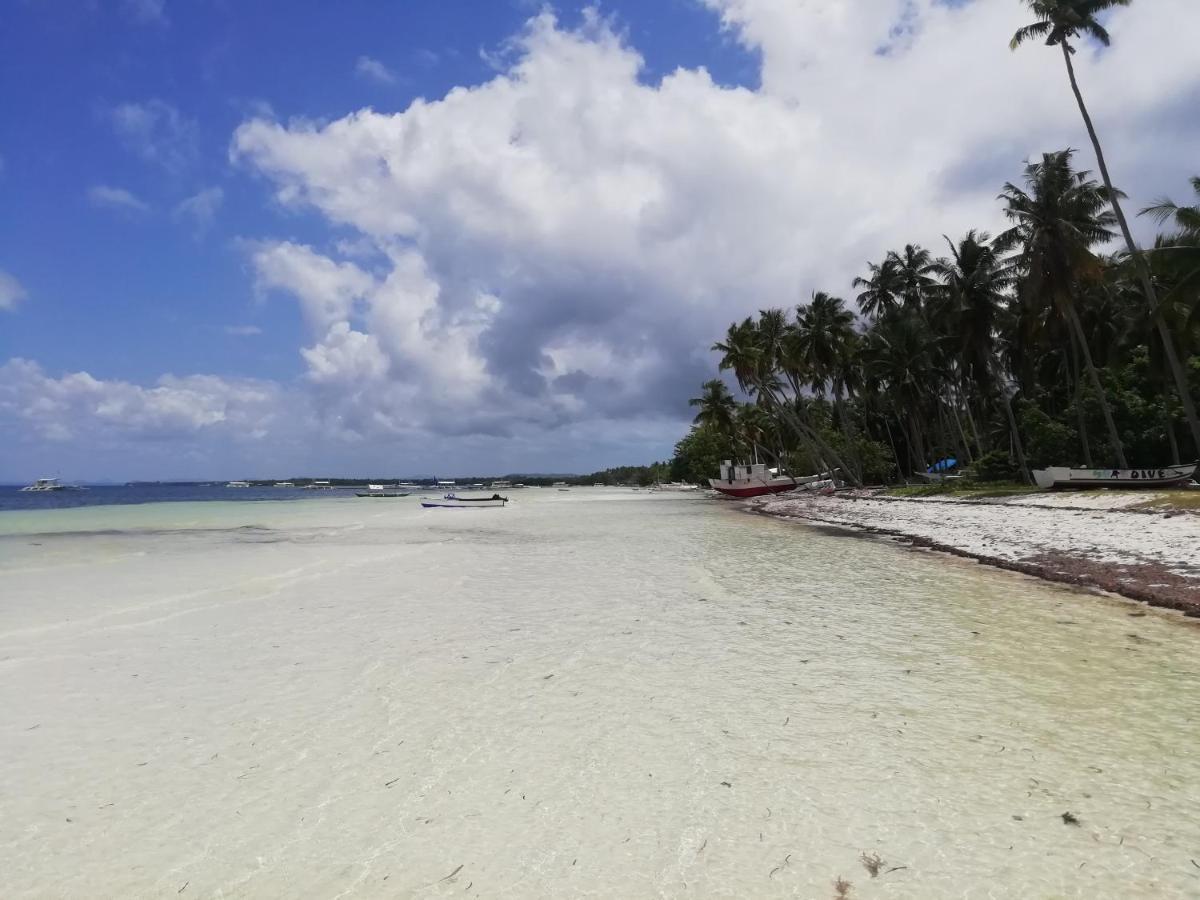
[1009,0,1128,52]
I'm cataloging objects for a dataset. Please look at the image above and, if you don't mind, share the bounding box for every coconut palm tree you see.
[890,244,938,311]
[1011,0,1200,456]
[1142,176,1200,238]
[688,379,737,439]
[853,256,901,320]
[931,230,1032,479]
[793,292,863,479]
[997,150,1129,467]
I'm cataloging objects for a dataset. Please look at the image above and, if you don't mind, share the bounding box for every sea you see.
[1,487,1198,897]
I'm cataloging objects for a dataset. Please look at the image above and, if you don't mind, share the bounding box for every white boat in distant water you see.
[1033,463,1197,490]
[226,480,251,488]
[20,477,85,492]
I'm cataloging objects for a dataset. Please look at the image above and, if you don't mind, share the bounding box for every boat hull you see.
[1033,463,1197,490]
[421,500,506,509]
[707,479,800,498]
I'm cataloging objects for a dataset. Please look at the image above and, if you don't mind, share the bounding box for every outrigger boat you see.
[356,484,410,498]
[421,492,508,509]
[708,460,834,498]
[1032,463,1198,490]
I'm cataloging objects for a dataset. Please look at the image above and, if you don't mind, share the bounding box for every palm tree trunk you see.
[833,386,862,483]
[882,417,904,483]
[1165,403,1181,466]
[1065,300,1128,467]
[1061,42,1200,458]
[757,383,863,487]
[1002,389,1033,485]
[1067,346,1093,468]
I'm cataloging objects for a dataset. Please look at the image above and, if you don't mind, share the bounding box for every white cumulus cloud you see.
[230,3,1200,449]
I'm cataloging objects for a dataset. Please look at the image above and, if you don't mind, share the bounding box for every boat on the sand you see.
[708,460,833,498]
[1032,463,1197,490]
[356,484,410,498]
[421,493,508,509]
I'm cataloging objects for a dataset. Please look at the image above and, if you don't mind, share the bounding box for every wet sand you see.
[3,490,1200,897]
[758,489,1200,617]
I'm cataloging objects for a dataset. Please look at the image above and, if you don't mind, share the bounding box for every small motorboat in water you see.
[1032,463,1197,490]
[19,478,86,492]
[421,492,508,509]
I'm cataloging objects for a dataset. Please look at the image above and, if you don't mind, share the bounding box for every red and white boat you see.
[708,460,832,498]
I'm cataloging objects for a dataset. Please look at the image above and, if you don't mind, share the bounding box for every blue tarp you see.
[927,457,958,473]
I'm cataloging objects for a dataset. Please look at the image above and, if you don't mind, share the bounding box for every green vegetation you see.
[674,1,1198,487]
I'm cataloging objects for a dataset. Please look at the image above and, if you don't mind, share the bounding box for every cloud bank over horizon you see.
[5,1,1199,479]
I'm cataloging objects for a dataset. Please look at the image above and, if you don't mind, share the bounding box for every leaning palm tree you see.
[997,150,1129,467]
[688,379,738,439]
[1011,0,1200,456]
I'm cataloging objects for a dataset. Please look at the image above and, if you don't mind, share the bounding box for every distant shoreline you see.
[751,489,1200,620]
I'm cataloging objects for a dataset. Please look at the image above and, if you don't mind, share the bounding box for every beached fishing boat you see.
[355,484,410,498]
[1032,463,1197,490]
[421,493,508,509]
[708,461,833,498]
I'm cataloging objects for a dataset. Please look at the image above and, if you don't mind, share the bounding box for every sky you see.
[2,0,1198,481]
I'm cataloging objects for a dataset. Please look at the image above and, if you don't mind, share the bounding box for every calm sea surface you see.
[1,489,1197,898]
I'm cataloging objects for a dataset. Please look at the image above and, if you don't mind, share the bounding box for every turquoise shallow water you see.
[1,489,1198,898]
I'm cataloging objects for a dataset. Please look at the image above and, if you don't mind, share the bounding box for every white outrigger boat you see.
[421,492,508,509]
[708,460,834,499]
[1032,463,1197,490]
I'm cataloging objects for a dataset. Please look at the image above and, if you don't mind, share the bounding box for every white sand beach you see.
[3,490,1200,898]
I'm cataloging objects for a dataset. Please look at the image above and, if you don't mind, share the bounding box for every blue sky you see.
[0,1,752,385]
[2,0,1198,480]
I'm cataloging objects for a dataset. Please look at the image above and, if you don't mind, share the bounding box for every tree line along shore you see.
[669,0,1199,491]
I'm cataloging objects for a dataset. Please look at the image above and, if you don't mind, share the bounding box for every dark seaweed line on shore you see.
[750,504,1200,621]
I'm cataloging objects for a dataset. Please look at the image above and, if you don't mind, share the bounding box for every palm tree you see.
[1011,0,1200,457]
[863,313,940,474]
[793,292,863,479]
[714,314,864,487]
[1142,176,1200,238]
[890,244,938,311]
[689,379,737,438]
[931,231,1032,480]
[853,256,901,320]
[997,150,1129,466]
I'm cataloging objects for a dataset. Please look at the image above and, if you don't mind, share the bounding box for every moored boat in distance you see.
[226,480,252,488]
[421,492,508,509]
[708,460,830,498]
[20,478,86,492]
[1033,463,1198,490]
